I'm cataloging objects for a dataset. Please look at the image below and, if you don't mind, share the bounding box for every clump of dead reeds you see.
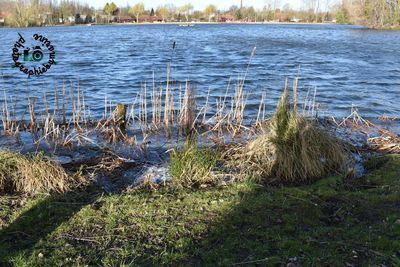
[368,129,400,154]
[0,151,85,195]
[178,83,197,135]
[0,70,254,149]
[233,88,346,184]
[169,138,219,188]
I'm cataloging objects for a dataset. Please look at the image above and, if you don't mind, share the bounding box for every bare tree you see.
[204,4,217,22]
[179,4,193,22]
[129,3,144,23]
[302,0,320,22]
[156,6,169,22]
[11,0,35,27]
[343,0,400,28]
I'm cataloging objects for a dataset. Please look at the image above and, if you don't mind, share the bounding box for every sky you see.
[84,0,306,11]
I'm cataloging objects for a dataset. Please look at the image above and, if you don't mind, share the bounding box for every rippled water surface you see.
[0,24,399,120]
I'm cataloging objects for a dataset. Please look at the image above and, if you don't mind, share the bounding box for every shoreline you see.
[2,21,399,30]
[0,21,343,29]
[0,101,399,265]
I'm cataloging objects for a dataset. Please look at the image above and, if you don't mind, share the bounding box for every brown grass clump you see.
[235,90,346,184]
[0,151,85,195]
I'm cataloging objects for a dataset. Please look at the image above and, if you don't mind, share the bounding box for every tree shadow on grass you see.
[0,186,100,264]
[184,171,400,266]
[185,184,319,266]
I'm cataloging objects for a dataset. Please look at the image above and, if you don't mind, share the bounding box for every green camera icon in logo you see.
[23,46,44,62]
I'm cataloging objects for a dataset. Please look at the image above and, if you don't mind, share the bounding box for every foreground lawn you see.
[0,155,399,266]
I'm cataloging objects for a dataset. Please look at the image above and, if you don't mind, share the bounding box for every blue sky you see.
[84,0,306,11]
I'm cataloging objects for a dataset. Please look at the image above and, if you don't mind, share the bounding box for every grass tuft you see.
[170,139,218,188]
[0,151,85,195]
[236,89,346,184]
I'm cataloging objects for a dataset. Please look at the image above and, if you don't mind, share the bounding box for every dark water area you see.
[0,24,399,129]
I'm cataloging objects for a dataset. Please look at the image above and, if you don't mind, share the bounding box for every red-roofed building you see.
[118,15,135,23]
[219,14,235,23]
[0,11,10,25]
[138,15,163,23]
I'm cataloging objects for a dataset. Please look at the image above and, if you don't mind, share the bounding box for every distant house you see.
[0,11,9,26]
[92,13,115,24]
[67,16,75,23]
[242,17,256,23]
[290,18,302,23]
[138,15,163,23]
[219,14,235,23]
[118,15,135,23]
[39,12,54,25]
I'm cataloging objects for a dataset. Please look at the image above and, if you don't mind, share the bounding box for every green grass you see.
[170,140,219,188]
[0,155,399,266]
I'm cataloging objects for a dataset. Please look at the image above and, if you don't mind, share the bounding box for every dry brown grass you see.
[178,83,197,135]
[230,89,347,184]
[0,151,86,195]
[368,129,400,154]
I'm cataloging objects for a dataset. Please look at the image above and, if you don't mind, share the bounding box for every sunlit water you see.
[0,24,399,127]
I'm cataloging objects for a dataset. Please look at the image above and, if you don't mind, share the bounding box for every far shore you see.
[0,21,343,29]
[104,21,339,26]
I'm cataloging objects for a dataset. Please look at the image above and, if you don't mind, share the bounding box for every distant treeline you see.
[338,0,400,28]
[0,0,399,29]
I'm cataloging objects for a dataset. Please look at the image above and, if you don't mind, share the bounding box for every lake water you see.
[0,24,399,123]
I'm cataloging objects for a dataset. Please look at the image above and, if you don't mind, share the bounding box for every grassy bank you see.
[0,154,399,266]
[0,83,398,266]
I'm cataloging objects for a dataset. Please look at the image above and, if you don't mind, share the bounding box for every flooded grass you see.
[0,77,254,150]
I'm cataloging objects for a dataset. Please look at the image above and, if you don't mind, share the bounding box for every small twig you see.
[60,234,101,244]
